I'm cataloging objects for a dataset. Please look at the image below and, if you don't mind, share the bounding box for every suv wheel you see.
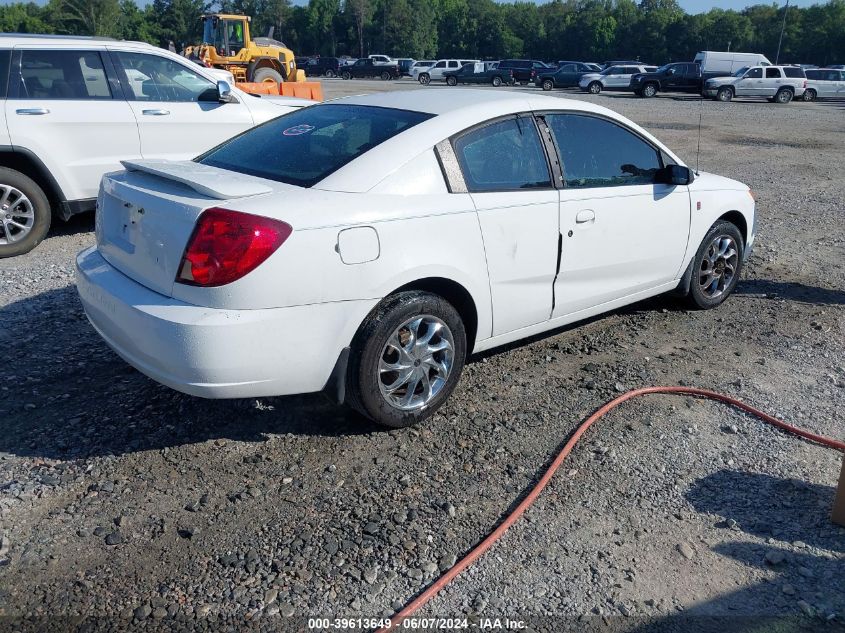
[642,83,658,98]
[802,88,816,102]
[325,69,336,78]
[716,86,733,102]
[418,73,431,85]
[541,79,553,91]
[492,76,502,87]
[774,88,793,104]
[686,221,744,309]
[346,291,467,428]
[341,70,351,80]
[588,81,602,94]
[0,167,51,258]
[380,70,391,81]
[446,76,457,86]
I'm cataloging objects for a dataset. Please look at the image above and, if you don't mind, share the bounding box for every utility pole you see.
[776,0,790,65]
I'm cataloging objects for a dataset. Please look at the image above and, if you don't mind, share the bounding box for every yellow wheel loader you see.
[192,14,304,84]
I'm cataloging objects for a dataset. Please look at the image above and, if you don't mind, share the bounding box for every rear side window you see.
[765,68,781,78]
[199,104,433,188]
[546,114,662,188]
[17,50,112,99]
[783,67,805,78]
[453,116,551,192]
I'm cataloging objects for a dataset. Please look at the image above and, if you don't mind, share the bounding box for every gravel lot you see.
[1,79,844,631]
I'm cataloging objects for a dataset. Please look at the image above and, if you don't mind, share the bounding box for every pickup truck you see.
[629,62,718,97]
[341,58,400,80]
[443,62,514,87]
[703,65,806,103]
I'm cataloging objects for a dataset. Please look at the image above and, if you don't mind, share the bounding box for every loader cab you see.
[203,15,249,57]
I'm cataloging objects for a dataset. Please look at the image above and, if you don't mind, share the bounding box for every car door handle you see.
[142,109,170,116]
[16,108,50,115]
[576,210,596,223]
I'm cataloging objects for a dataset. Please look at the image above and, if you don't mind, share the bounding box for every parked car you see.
[497,59,551,84]
[702,65,806,103]
[601,60,641,69]
[411,60,436,74]
[536,62,596,90]
[414,59,478,84]
[396,58,416,76]
[443,62,514,87]
[303,56,341,78]
[827,64,845,70]
[628,62,728,97]
[76,90,756,428]
[368,54,393,65]
[803,68,845,101]
[694,51,772,75]
[0,35,310,258]
[579,65,656,94]
[341,58,400,80]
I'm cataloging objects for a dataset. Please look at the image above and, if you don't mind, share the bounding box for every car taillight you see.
[176,208,292,287]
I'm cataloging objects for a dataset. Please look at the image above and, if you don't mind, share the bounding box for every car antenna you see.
[695,95,703,176]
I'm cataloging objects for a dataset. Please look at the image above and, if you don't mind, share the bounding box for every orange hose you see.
[376,386,845,632]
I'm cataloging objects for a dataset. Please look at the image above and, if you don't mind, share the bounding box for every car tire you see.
[419,73,430,85]
[774,88,793,104]
[542,79,553,91]
[685,220,744,310]
[380,71,391,81]
[716,86,733,102]
[325,69,336,78]
[492,76,502,87]
[346,291,467,428]
[341,71,351,80]
[642,83,657,98]
[802,88,816,102]
[0,167,51,259]
[253,67,283,83]
[446,76,457,86]
[588,81,602,94]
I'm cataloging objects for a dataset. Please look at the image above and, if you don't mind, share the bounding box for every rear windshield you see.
[782,67,805,78]
[198,104,433,187]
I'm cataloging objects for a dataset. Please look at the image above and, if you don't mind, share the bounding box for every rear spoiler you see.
[121,159,273,200]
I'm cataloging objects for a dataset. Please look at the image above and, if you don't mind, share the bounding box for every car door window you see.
[745,68,763,79]
[448,61,459,68]
[765,68,781,78]
[115,51,216,102]
[546,114,662,188]
[434,61,446,69]
[17,50,112,99]
[561,64,576,72]
[453,116,551,192]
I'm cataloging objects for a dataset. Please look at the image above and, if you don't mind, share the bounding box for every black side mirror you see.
[657,164,694,186]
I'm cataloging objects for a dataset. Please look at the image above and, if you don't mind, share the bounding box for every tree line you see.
[1,0,843,66]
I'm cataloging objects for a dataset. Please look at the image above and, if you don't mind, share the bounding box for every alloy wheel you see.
[699,235,738,299]
[377,315,454,411]
[0,185,35,246]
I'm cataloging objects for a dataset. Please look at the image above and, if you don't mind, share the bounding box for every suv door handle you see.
[16,108,50,115]
[576,210,596,223]
[142,109,170,116]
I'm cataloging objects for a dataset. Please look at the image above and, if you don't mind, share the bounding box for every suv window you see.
[453,116,550,192]
[745,68,763,79]
[0,50,10,99]
[434,61,446,69]
[448,61,459,68]
[546,114,662,188]
[115,52,216,102]
[17,50,112,99]
[560,64,576,72]
[199,104,433,188]
[782,67,804,78]
[805,69,821,80]
[765,67,781,78]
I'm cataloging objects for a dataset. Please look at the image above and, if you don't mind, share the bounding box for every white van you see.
[694,51,772,74]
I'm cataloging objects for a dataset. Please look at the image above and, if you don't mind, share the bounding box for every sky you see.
[0,0,816,16]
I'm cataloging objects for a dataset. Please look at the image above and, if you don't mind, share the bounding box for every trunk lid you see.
[96,160,285,298]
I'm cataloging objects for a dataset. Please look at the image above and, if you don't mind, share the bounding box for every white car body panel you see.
[76,90,755,400]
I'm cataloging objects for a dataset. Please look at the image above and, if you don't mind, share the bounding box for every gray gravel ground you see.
[1,79,843,631]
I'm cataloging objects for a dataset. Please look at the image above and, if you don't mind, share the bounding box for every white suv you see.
[703,65,806,103]
[414,59,479,84]
[0,35,310,257]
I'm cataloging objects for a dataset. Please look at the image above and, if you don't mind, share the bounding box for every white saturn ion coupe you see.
[76,90,756,428]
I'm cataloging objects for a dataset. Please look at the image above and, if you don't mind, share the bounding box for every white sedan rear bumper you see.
[75,247,376,399]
